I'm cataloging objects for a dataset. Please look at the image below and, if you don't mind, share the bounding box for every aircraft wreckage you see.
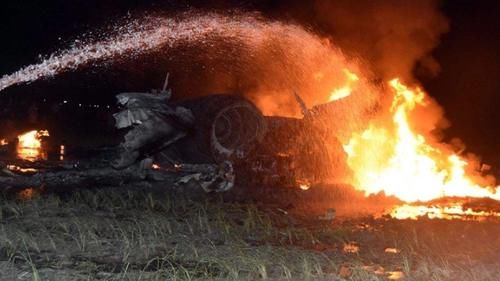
[0,76,352,192]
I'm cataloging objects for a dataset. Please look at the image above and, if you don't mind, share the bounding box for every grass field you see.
[0,184,499,281]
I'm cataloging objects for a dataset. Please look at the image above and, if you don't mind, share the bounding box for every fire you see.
[343,243,360,253]
[17,130,49,161]
[390,204,500,221]
[6,165,38,173]
[328,68,359,101]
[0,139,8,146]
[344,79,500,203]
[299,183,311,191]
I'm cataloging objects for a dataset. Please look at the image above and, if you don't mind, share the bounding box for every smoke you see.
[189,26,380,118]
[307,1,500,189]
[0,2,450,126]
[0,11,380,119]
[312,0,449,81]
[181,0,451,126]
[305,0,453,139]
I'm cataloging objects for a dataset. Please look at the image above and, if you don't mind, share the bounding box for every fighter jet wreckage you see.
[0,75,351,192]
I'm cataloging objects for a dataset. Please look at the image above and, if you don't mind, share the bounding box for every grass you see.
[0,185,499,280]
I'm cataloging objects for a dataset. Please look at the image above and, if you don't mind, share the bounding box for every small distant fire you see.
[0,139,8,146]
[17,130,49,161]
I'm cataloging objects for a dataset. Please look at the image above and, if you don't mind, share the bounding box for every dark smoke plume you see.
[311,0,449,81]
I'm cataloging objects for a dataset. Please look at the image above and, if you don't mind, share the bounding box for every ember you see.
[299,184,311,191]
[387,271,405,280]
[343,243,360,253]
[6,165,38,174]
[384,248,401,254]
[17,187,36,200]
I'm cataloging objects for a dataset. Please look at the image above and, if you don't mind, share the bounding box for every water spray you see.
[0,13,335,93]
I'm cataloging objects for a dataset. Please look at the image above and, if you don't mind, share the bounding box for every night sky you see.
[0,0,499,166]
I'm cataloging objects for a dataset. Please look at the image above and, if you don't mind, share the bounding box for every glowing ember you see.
[18,188,36,201]
[0,139,8,146]
[344,79,500,203]
[343,243,360,253]
[6,165,38,173]
[297,179,311,190]
[384,248,401,254]
[328,69,359,101]
[387,271,405,280]
[299,184,311,191]
[390,204,500,220]
[17,130,49,161]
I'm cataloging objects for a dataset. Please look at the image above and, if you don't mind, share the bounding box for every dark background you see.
[0,0,499,166]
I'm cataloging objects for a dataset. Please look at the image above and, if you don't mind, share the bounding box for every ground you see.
[0,184,499,281]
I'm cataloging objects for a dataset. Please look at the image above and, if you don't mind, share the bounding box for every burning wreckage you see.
[0,78,350,192]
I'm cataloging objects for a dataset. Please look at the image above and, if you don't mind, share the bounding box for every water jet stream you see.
[0,13,349,95]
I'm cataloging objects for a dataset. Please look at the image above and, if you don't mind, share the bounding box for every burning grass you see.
[0,186,499,281]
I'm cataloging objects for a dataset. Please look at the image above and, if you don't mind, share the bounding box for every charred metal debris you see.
[0,75,350,192]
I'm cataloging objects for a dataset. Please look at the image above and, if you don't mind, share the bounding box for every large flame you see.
[17,130,49,161]
[344,79,500,203]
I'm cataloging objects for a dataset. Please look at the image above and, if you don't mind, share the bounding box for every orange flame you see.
[7,165,38,173]
[17,130,49,161]
[390,204,500,221]
[328,68,359,101]
[344,79,500,203]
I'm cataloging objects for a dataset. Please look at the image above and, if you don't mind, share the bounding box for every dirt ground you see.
[0,183,499,281]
